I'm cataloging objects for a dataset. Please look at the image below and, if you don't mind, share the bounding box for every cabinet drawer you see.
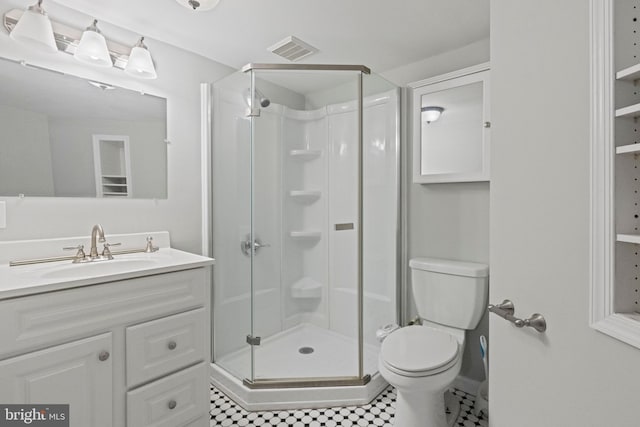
[126,308,206,387]
[127,362,208,427]
[0,268,207,359]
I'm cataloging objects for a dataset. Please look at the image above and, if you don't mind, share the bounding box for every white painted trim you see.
[407,62,490,89]
[589,0,640,349]
[200,83,213,257]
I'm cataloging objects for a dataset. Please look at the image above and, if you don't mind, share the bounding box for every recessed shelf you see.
[616,144,640,155]
[290,277,323,299]
[289,190,321,203]
[289,149,322,160]
[615,103,640,119]
[617,63,640,81]
[289,230,321,240]
[617,234,640,244]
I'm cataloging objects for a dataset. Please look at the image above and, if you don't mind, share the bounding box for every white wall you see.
[490,1,640,425]
[0,106,54,196]
[381,38,490,382]
[0,0,233,253]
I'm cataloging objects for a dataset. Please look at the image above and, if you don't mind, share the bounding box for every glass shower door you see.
[247,66,365,385]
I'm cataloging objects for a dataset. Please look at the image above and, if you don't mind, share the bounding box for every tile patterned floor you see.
[210,385,488,426]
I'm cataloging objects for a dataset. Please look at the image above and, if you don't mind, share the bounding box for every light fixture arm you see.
[29,1,46,15]
[85,19,101,34]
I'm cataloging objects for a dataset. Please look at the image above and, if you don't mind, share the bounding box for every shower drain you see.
[298,346,314,354]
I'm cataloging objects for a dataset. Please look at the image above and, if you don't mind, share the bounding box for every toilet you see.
[378,257,488,427]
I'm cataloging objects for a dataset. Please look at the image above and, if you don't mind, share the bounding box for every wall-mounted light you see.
[74,20,112,67]
[125,37,157,79]
[9,0,57,53]
[3,7,158,79]
[421,106,444,123]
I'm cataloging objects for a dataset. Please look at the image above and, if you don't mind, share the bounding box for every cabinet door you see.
[0,333,113,427]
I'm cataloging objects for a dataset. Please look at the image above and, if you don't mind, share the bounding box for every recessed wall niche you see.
[591,0,640,349]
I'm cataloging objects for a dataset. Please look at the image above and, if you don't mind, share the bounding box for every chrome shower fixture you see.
[243,88,271,108]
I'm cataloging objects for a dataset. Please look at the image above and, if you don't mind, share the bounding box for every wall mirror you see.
[0,56,167,198]
[410,63,490,184]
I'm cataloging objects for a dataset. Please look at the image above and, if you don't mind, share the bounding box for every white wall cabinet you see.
[0,268,211,427]
[410,63,490,184]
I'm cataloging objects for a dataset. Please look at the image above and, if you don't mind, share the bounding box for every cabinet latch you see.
[246,335,261,346]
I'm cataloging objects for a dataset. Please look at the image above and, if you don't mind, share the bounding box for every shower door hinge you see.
[246,107,261,117]
[246,335,261,346]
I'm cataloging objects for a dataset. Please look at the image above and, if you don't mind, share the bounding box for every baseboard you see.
[453,375,482,396]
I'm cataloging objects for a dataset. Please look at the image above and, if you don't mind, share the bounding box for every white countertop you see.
[0,232,215,300]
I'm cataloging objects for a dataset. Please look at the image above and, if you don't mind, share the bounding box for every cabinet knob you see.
[98,351,110,362]
[167,400,177,410]
[483,121,491,128]
[167,340,177,350]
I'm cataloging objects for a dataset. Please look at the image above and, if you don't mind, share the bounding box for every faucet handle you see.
[63,245,86,263]
[145,236,159,253]
[101,242,121,259]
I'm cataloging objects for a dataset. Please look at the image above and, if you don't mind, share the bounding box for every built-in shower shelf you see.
[291,277,323,299]
[616,144,640,155]
[615,103,640,119]
[616,233,640,244]
[289,230,322,240]
[289,190,321,203]
[289,149,322,160]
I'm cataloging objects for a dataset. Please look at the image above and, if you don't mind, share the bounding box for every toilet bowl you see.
[379,258,488,427]
[379,325,463,427]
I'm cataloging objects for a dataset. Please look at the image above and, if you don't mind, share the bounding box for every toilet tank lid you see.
[409,257,489,278]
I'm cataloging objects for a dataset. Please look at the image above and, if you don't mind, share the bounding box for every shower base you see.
[211,323,388,410]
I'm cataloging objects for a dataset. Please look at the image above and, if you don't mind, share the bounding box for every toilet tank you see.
[410,257,489,330]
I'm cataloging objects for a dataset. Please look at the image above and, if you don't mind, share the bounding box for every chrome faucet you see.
[89,224,106,259]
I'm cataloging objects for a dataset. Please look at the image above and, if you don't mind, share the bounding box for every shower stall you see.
[207,64,400,409]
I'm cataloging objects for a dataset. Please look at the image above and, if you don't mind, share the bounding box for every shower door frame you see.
[243,63,371,389]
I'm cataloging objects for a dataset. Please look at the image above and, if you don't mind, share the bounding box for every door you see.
[490,1,640,426]
[0,333,113,427]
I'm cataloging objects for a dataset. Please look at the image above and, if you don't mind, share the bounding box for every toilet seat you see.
[381,326,460,377]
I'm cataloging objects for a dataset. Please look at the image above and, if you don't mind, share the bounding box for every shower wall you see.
[213,83,398,377]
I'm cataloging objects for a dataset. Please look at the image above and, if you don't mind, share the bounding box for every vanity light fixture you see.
[74,19,112,67]
[4,9,158,79]
[9,0,57,53]
[124,37,157,79]
[175,0,220,11]
[421,106,444,123]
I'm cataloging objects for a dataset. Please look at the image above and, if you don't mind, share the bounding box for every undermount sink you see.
[39,257,160,280]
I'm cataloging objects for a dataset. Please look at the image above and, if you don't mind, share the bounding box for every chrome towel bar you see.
[488,299,547,333]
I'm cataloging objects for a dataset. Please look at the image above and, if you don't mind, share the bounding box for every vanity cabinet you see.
[0,267,211,427]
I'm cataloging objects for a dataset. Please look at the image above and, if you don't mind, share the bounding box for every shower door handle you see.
[241,234,271,257]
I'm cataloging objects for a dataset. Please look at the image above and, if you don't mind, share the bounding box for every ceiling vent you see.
[268,36,318,62]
